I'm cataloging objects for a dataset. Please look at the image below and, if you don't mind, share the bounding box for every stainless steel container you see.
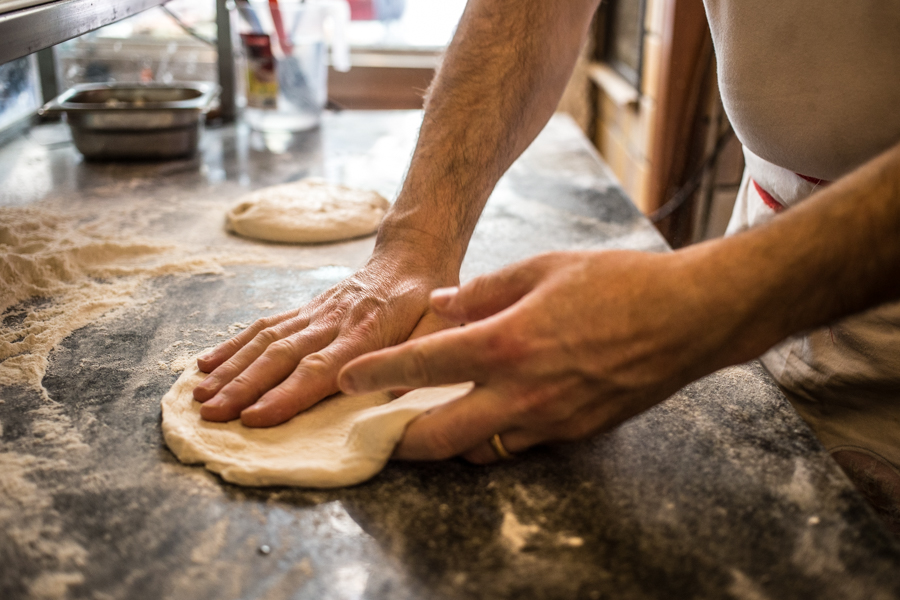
[40,82,219,160]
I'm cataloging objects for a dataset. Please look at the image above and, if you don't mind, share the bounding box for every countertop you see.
[1,111,899,599]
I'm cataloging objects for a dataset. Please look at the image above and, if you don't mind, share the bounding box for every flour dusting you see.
[0,203,282,599]
[0,452,89,599]
[500,506,540,552]
[0,206,272,392]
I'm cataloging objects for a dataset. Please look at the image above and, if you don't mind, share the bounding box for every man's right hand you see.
[191,241,459,427]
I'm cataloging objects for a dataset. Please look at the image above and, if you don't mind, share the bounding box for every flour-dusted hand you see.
[192,236,460,427]
[337,249,772,463]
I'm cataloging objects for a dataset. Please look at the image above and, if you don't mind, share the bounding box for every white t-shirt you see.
[703,0,900,465]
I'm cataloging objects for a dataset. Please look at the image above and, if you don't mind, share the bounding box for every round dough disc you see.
[225,179,390,243]
[161,358,472,488]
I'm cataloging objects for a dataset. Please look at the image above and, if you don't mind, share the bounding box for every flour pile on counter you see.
[161,358,472,487]
[0,206,262,392]
[225,178,390,243]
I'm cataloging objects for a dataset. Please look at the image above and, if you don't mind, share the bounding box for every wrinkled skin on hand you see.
[339,250,742,464]
[193,250,459,427]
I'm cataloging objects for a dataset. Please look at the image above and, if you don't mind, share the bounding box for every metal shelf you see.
[0,0,169,65]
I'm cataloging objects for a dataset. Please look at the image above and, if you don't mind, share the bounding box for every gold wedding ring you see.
[490,433,515,460]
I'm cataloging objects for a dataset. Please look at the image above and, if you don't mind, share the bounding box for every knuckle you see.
[218,337,243,355]
[510,392,545,421]
[464,276,489,300]
[266,338,297,358]
[320,302,347,322]
[229,372,262,396]
[353,314,383,340]
[313,305,351,330]
[255,326,281,345]
[339,298,391,332]
[338,315,382,348]
[541,399,578,424]
[358,294,390,315]
[511,389,574,425]
[313,288,396,331]
[422,428,461,460]
[249,315,278,336]
[557,419,597,442]
[299,352,335,377]
[325,306,348,323]
[483,330,530,366]
[404,346,432,387]
[522,402,555,425]
[246,317,267,333]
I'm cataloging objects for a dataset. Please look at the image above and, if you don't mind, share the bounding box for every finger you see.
[338,323,496,394]
[430,263,541,323]
[196,309,299,373]
[461,399,627,463]
[387,313,465,397]
[392,386,517,460]
[198,326,334,422]
[460,429,545,464]
[241,315,426,426]
[239,352,340,427]
[193,313,309,402]
[239,335,371,427]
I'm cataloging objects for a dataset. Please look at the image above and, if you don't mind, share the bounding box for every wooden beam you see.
[328,65,435,110]
[646,0,711,221]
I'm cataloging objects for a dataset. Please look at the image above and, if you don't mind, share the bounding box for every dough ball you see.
[161,357,472,488]
[225,178,390,244]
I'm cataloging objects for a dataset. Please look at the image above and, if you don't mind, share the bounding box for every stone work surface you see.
[1,112,898,599]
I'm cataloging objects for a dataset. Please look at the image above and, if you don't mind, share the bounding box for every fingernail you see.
[431,287,459,306]
[198,353,213,363]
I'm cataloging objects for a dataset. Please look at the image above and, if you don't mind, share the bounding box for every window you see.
[604,0,647,88]
[346,0,467,51]
[0,55,40,137]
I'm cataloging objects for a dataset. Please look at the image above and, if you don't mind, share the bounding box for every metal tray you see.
[40,82,219,160]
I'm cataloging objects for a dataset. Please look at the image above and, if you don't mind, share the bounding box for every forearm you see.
[376,0,601,269]
[685,140,900,372]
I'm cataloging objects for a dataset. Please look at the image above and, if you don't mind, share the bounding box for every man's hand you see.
[189,0,603,429]
[190,0,604,429]
[193,244,459,427]
[337,249,747,463]
[337,139,900,464]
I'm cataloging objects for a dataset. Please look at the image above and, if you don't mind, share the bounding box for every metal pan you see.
[40,81,220,160]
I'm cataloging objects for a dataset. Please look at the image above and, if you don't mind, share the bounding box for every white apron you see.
[728,147,900,470]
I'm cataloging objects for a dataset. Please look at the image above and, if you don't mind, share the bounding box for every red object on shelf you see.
[268,0,293,53]
[347,0,374,20]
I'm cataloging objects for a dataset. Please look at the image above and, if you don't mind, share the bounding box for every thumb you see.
[431,263,539,323]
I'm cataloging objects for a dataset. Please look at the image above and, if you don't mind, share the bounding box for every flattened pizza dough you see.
[161,358,472,488]
[225,178,390,243]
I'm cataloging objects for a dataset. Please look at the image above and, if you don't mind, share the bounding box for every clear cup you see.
[233,0,350,132]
